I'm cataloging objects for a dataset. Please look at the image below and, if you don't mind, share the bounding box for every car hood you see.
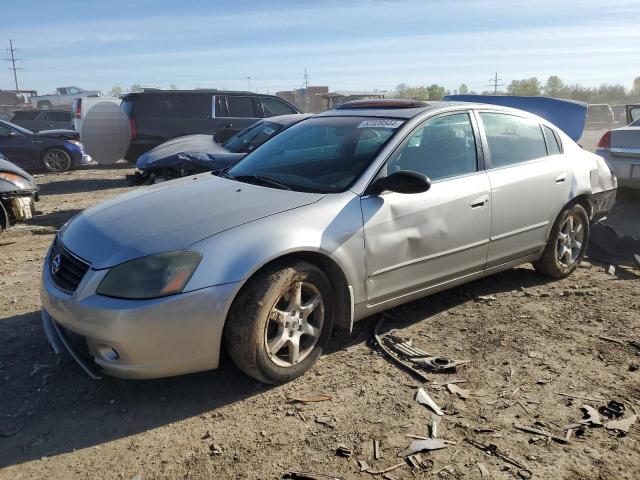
[36,129,79,140]
[59,174,324,269]
[137,134,229,169]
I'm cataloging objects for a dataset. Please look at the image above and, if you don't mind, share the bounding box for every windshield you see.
[227,116,403,193]
[223,121,284,154]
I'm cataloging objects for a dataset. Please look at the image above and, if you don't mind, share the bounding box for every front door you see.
[361,112,491,305]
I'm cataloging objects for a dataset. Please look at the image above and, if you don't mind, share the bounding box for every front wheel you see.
[224,261,334,384]
[42,148,72,173]
[533,203,589,278]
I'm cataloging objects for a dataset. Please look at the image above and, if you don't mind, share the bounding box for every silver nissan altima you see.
[40,99,617,383]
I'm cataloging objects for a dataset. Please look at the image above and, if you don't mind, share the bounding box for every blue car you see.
[0,119,93,173]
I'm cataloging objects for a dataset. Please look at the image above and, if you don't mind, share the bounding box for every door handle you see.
[555,173,568,183]
[220,123,233,129]
[469,194,489,209]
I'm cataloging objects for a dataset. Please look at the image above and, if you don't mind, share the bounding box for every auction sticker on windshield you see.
[357,119,404,129]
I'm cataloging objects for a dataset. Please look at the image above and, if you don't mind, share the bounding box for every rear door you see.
[135,94,213,143]
[213,95,261,142]
[477,111,571,267]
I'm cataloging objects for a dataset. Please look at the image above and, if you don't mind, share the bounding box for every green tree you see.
[170,83,179,90]
[108,85,123,97]
[544,76,565,97]
[507,78,542,96]
[130,83,142,92]
[427,84,446,100]
[458,83,469,95]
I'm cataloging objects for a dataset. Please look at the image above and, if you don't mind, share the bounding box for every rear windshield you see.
[227,116,403,193]
[223,121,284,153]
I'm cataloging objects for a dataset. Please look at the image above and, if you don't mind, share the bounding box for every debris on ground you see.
[476,295,497,302]
[599,400,625,419]
[335,445,352,458]
[288,394,332,404]
[588,222,640,269]
[603,414,637,435]
[513,422,569,444]
[365,462,405,475]
[607,265,616,275]
[209,444,222,455]
[373,439,381,460]
[465,438,530,474]
[373,315,468,381]
[429,414,441,438]
[415,388,444,416]
[477,462,490,477]
[282,471,343,480]
[399,438,447,457]
[356,459,369,472]
[315,416,337,429]
[581,405,603,427]
[447,383,470,399]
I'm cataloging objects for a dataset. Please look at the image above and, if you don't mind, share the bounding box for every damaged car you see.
[0,119,93,173]
[0,153,39,234]
[40,98,616,384]
[131,113,311,185]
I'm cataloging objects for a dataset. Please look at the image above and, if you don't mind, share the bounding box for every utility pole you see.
[486,72,503,95]
[303,68,309,89]
[5,39,22,92]
[247,76,252,92]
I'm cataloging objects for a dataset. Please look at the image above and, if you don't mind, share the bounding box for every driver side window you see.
[387,113,478,181]
[0,125,11,137]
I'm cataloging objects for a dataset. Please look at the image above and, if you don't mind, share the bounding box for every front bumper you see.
[40,248,239,379]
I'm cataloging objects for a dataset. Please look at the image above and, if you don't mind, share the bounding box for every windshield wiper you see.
[232,175,292,191]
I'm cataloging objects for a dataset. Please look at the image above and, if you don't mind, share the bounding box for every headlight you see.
[67,140,83,147]
[0,172,32,190]
[96,251,202,299]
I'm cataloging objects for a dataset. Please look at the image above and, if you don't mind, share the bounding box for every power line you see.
[4,39,22,92]
[486,72,504,95]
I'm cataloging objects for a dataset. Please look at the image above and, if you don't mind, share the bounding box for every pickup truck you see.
[29,87,101,110]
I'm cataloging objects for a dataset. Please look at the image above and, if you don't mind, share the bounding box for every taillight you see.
[130,118,137,139]
[73,101,81,119]
[597,131,611,149]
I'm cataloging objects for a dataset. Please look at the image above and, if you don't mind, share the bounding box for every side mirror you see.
[6,131,19,138]
[371,170,431,195]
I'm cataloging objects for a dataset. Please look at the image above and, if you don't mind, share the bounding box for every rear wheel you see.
[533,203,589,278]
[42,148,72,173]
[224,261,333,384]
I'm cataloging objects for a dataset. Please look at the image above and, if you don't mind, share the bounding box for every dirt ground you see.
[1,135,639,479]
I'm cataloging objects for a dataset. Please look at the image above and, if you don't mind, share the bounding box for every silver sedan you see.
[40,99,617,383]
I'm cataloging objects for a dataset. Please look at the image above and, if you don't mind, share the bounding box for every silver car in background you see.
[596,105,640,189]
[40,99,617,384]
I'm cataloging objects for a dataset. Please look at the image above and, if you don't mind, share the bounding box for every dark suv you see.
[121,90,300,161]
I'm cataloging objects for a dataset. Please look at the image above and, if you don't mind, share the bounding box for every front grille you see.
[50,238,90,293]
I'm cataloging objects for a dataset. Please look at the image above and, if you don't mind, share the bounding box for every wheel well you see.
[235,252,353,332]
[568,194,593,220]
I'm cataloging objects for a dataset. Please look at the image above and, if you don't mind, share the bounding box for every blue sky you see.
[1,0,639,95]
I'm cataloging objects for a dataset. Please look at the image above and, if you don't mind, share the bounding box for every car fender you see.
[184,192,366,305]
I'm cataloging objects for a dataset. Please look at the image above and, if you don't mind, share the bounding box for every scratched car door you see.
[361,112,491,305]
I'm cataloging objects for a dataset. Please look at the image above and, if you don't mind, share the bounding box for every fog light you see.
[97,344,120,362]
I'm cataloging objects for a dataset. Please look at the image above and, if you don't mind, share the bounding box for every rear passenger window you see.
[543,126,562,155]
[136,95,211,119]
[261,98,296,117]
[387,113,478,181]
[218,96,256,117]
[480,113,547,168]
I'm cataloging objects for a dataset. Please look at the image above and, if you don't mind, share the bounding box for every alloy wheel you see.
[264,281,324,367]
[556,213,585,268]
[43,149,71,173]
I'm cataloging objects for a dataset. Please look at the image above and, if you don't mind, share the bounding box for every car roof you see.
[315,100,512,119]
[121,89,282,99]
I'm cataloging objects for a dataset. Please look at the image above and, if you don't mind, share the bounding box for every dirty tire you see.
[224,261,334,384]
[533,203,589,279]
[42,148,72,173]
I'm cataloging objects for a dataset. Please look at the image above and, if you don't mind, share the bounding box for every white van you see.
[72,96,121,133]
